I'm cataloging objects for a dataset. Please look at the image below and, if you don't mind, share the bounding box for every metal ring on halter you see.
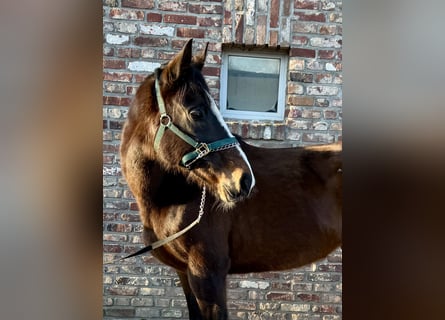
[160,114,171,127]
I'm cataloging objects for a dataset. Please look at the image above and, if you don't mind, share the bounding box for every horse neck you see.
[144,160,201,208]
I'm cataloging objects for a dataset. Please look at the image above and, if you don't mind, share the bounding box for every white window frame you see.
[219,49,288,121]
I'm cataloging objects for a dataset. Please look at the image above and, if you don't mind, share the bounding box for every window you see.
[220,49,288,120]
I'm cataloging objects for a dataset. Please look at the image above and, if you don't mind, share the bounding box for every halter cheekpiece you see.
[153,75,239,168]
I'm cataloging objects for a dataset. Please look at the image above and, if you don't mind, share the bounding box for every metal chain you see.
[197,185,206,222]
[212,142,239,153]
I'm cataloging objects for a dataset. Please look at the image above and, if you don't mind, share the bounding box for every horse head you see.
[137,39,255,207]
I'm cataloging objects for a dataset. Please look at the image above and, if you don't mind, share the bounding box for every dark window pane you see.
[227,56,280,113]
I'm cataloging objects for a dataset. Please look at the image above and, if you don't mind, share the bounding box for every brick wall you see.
[103,0,342,319]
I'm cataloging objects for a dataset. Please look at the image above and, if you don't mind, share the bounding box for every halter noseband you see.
[153,76,239,168]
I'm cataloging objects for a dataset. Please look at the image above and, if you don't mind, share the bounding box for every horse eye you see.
[190,109,203,120]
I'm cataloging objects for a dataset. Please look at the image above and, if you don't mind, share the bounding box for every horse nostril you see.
[240,172,252,197]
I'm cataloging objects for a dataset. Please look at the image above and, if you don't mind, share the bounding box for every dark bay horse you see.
[120,39,342,319]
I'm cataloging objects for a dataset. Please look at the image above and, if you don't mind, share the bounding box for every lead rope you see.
[105,186,206,264]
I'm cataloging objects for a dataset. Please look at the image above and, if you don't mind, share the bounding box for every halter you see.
[153,76,239,168]
[104,75,240,264]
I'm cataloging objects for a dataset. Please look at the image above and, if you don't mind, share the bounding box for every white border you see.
[219,49,288,121]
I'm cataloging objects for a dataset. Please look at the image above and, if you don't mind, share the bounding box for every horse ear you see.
[164,38,193,83]
[192,42,208,70]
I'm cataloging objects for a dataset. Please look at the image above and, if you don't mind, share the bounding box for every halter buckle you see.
[196,143,210,158]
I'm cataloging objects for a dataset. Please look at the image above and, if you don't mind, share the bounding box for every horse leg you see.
[186,263,229,320]
[177,271,203,320]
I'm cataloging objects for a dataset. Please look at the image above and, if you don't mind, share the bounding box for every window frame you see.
[219,49,288,121]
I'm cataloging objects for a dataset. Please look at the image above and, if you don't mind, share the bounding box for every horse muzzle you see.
[218,170,254,204]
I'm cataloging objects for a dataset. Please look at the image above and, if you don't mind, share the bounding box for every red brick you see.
[103,212,118,221]
[105,286,138,296]
[301,109,321,119]
[270,30,278,46]
[134,74,147,83]
[290,48,316,58]
[198,17,222,27]
[288,96,314,106]
[295,0,319,10]
[227,301,256,311]
[287,107,302,118]
[106,223,132,232]
[157,51,176,60]
[324,110,338,119]
[202,66,220,77]
[270,0,279,27]
[266,292,295,301]
[293,21,318,33]
[103,244,123,253]
[159,1,187,12]
[122,0,154,9]
[292,36,309,45]
[295,12,326,22]
[272,123,285,140]
[207,54,221,64]
[130,202,139,211]
[147,12,162,22]
[224,10,232,25]
[103,59,126,69]
[312,304,337,313]
[256,15,267,44]
[289,72,313,83]
[109,8,144,20]
[315,98,330,107]
[315,73,333,83]
[103,96,132,106]
[177,28,205,38]
[241,122,249,138]
[320,25,338,35]
[283,0,291,15]
[271,281,292,290]
[319,50,336,59]
[134,36,168,47]
[125,86,139,96]
[117,48,141,58]
[109,120,125,129]
[171,39,188,49]
[164,14,196,25]
[103,154,114,164]
[189,4,223,14]
[121,213,140,222]
[297,293,320,302]
[235,14,244,43]
[103,72,132,82]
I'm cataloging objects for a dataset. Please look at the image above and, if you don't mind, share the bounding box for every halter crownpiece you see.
[153,76,239,168]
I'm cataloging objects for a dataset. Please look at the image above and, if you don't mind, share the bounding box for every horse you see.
[120,39,342,320]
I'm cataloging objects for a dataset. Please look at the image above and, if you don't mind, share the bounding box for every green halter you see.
[153,77,239,168]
